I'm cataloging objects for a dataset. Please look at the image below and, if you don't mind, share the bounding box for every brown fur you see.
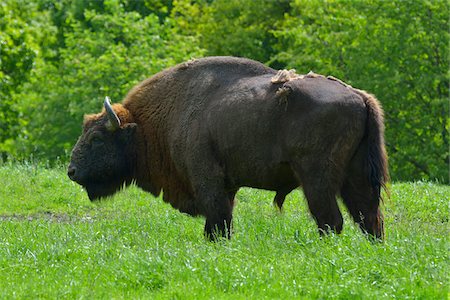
[68,56,389,240]
[352,88,389,195]
[340,87,389,239]
[123,79,199,215]
[83,104,135,126]
[271,75,389,214]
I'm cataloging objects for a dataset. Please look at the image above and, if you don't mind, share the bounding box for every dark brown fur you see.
[68,56,389,240]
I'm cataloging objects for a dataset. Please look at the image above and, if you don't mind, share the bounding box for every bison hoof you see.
[204,222,232,241]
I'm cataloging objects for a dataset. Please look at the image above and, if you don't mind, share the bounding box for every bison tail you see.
[341,89,388,239]
[357,89,390,199]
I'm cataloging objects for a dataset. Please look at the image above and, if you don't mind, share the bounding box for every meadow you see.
[0,163,448,299]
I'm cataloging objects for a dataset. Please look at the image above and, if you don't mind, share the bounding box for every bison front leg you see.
[185,142,236,240]
[189,170,234,240]
[196,188,234,241]
[204,203,233,241]
[200,184,237,240]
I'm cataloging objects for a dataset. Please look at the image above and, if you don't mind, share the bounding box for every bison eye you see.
[89,132,104,146]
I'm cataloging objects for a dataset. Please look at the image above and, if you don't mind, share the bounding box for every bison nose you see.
[67,164,77,180]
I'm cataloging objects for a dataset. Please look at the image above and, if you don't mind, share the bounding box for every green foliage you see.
[172,0,291,64]
[0,0,448,181]
[0,164,448,298]
[0,0,56,156]
[273,0,449,182]
[9,0,203,160]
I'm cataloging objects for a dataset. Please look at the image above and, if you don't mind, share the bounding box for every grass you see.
[0,163,448,299]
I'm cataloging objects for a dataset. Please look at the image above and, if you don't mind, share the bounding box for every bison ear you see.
[119,123,137,143]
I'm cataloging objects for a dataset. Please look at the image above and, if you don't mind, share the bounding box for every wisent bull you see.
[68,56,388,240]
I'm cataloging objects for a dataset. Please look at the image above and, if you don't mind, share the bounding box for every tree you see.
[0,0,56,158]
[171,0,291,65]
[273,0,449,182]
[2,0,447,182]
[11,0,203,160]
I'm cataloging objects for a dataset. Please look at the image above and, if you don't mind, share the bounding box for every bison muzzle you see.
[68,56,388,240]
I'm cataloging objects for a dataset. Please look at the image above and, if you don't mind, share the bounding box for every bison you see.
[68,56,388,240]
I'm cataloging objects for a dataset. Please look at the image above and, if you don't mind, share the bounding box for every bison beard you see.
[68,165,131,201]
[84,181,123,201]
[68,56,389,241]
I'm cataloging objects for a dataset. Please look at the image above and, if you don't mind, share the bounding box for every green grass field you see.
[0,163,448,299]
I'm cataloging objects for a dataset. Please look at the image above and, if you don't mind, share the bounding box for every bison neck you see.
[131,128,162,197]
[130,124,200,215]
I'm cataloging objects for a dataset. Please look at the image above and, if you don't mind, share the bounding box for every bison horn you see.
[104,96,121,131]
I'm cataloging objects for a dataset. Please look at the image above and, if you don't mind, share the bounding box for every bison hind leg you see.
[273,192,286,211]
[273,187,294,211]
[292,160,344,236]
[303,184,343,236]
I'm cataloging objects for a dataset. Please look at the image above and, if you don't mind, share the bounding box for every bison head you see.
[68,97,137,200]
